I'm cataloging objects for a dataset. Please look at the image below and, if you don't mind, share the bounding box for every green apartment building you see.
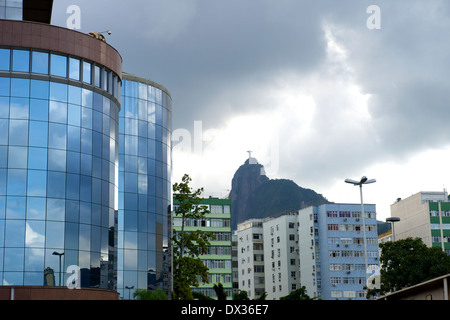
[172,197,233,299]
[390,191,450,254]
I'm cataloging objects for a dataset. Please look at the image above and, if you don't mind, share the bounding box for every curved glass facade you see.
[117,74,172,298]
[0,47,121,289]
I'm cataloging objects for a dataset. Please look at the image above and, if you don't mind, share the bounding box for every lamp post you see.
[386,217,400,241]
[125,285,134,300]
[52,251,64,286]
[345,176,376,284]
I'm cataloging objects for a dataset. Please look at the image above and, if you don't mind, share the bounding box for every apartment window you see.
[331,290,342,298]
[328,224,338,231]
[330,264,341,271]
[329,250,340,257]
[330,277,341,286]
[289,222,295,228]
[289,234,295,241]
[290,259,296,266]
[327,211,338,218]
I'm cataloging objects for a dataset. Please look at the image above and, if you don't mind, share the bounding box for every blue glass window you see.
[66,173,80,200]
[46,198,65,221]
[65,222,79,249]
[7,169,27,195]
[79,175,92,202]
[66,151,80,174]
[47,171,66,198]
[45,221,64,248]
[4,248,25,272]
[0,78,10,97]
[48,148,66,171]
[29,121,48,147]
[65,201,79,223]
[50,82,68,103]
[68,85,81,105]
[6,196,26,219]
[26,197,46,220]
[12,49,29,72]
[25,248,45,272]
[28,147,47,170]
[8,146,27,168]
[0,48,10,71]
[82,88,93,108]
[30,99,49,122]
[31,51,49,74]
[25,221,45,248]
[30,80,49,100]
[11,78,30,98]
[0,146,7,168]
[0,168,6,195]
[67,126,80,152]
[48,123,66,149]
[94,65,101,87]
[83,61,91,84]
[81,128,92,154]
[81,107,92,129]
[68,104,81,127]
[49,101,67,124]
[27,170,47,196]
[9,120,28,146]
[69,58,80,80]
[50,54,67,77]
[10,97,29,119]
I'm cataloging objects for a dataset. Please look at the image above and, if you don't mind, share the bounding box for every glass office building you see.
[117,73,172,298]
[0,17,122,290]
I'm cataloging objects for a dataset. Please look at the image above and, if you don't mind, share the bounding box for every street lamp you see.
[386,217,400,241]
[345,176,376,283]
[52,251,64,286]
[125,285,134,300]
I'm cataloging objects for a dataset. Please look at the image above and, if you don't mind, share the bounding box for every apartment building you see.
[262,214,301,300]
[236,219,266,299]
[300,203,379,300]
[172,197,233,299]
[390,191,450,253]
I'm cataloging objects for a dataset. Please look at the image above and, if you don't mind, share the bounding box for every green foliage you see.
[213,282,228,300]
[133,288,168,300]
[172,174,214,300]
[233,289,249,300]
[367,237,450,297]
[280,286,312,300]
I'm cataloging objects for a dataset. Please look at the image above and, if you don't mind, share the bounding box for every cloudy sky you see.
[52,0,450,221]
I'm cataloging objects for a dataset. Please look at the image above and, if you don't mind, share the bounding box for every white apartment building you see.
[236,203,379,300]
[263,214,301,300]
[236,219,266,299]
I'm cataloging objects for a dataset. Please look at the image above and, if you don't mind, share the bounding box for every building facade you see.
[298,203,379,300]
[172,197,233,299]
[0,15,122,289]
[390,191,450,254]
[236,218,266,299]
[117,73,172,298]
[263,214,300,300]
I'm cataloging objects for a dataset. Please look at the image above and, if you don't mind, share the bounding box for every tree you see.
[213,282,228,300]
[133,288,168,300]
[368,237,450,297]
[233,289,250,300]
[172,174,214,300]
[280,286,313,300]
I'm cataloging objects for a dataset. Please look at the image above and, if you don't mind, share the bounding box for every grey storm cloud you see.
[51,0,450,188]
